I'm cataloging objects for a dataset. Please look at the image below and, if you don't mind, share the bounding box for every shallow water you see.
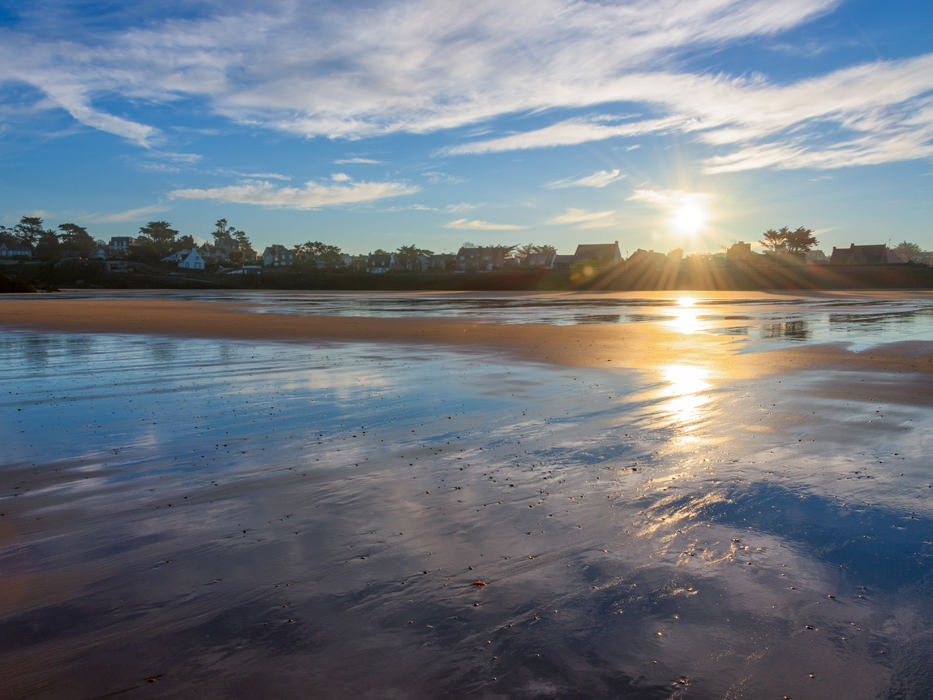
[2,295,933,697]
[42,288,933,351]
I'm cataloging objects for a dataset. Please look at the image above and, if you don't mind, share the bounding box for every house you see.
[829,244,907,265]
[626,249,668,267]
[179,248,205,270]
[91,245,108,260]
[0,242,33,258]
[108,236,136,258]
[160,248,205,269]
[161,249,189,264]
[456,246,512,272]
[726,241,755,264]
[573,241,622,267]
[524,252,554,269]
[805,250,828,264]
[551,254,576,271]
[367,252,395,273]
[202,237,242,264]
[262,245,295,267]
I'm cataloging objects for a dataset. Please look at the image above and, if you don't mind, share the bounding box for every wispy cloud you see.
[334,157,384,165]
[445,115,687,155]
[423,171,466,184]
[628,188,714,208]
[0,1,838,146]
[218,169,291,181]
[547,168,626,189]
[4,1,932,174]
[170,178,418,210]
[546,208,616,229]
[444,218,524,231]
[445,202,481,213]
[85,203,168,224]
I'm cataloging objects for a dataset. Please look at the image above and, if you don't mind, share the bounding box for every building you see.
[726,241,755,263]
[108,236,136,258]
[160,248,205,269]
[830,244,907,265]
[551,254,575,271]
[262,245,295,267]
[160,249,189,264]
[367,252,395,273]
[524,252,554,269]
[0,242,33,258]
[804,250,828,264]
[179,248,205,270]
[573,242,622,267]
[456,246,512,272]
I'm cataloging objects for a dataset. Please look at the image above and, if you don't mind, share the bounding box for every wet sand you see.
[3,297,933,380]
[2,295,933,697]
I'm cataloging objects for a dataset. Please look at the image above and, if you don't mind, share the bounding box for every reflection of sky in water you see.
[2,328,933,696]
[41,289,933,351]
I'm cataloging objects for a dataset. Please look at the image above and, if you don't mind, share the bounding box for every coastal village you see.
[1,216,931,278]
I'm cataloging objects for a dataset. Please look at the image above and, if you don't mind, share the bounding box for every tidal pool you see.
[2,295,933,697]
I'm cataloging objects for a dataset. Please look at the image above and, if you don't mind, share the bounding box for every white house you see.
[179,248,205,270]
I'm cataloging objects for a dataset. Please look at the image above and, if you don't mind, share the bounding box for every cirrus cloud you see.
[444,218,524,231]
[547,168,627,189]
[170,178,418,210]
[546,208,617,229]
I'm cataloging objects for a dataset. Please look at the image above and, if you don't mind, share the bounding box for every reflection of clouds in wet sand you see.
[2,322,933,696]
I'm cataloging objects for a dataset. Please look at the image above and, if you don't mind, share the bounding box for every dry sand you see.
[2,297,933,380]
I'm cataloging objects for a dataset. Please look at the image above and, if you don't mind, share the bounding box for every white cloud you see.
[547,168,626,189]
[628,188,714,208]
[546,208,616,229]
[423,171,466,184]
[331,172,351,182]
[445,202,481,213]
[333,157,384,164]
[85,203,168,224]
[4,1,932,174]
[445,218,524,231]
[219,169,291,181]
[169,178,418,210]
[0,1,838,145]
[445,115,687,155]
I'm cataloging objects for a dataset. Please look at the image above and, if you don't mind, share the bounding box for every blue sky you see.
[1,0,931,255]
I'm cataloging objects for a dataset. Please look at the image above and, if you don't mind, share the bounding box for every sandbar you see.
[2,297,933,380]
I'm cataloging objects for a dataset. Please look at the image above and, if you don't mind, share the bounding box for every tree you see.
[295,241,343,270]
[760,226,816,258]
[894,241,922,261]
[784,227,817,256]
[211,219,255,264]
[175,234,196,253]
[139,221,179,258]
[58,223,96,258]
[395,244,433,270]
[517,243,537,259]
[233,229,255,264]
[13,216,45,247]
[211,218,235,242]
[35,230,62,261]
[760,228,786,254]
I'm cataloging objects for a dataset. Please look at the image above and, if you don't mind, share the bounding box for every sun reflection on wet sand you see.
[656,363,713,432]
[666,296,707,335]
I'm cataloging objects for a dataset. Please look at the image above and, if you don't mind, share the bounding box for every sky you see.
[0,0,931,256]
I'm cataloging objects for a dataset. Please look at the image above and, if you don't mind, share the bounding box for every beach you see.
[2,292,933,697]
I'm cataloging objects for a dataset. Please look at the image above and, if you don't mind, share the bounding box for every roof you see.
[573,242,621,260]
[830,244,888,265]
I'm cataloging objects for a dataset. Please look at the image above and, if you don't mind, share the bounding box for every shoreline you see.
[3,297,933,379]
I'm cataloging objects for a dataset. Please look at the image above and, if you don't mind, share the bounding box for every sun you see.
[673,201,706,236]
